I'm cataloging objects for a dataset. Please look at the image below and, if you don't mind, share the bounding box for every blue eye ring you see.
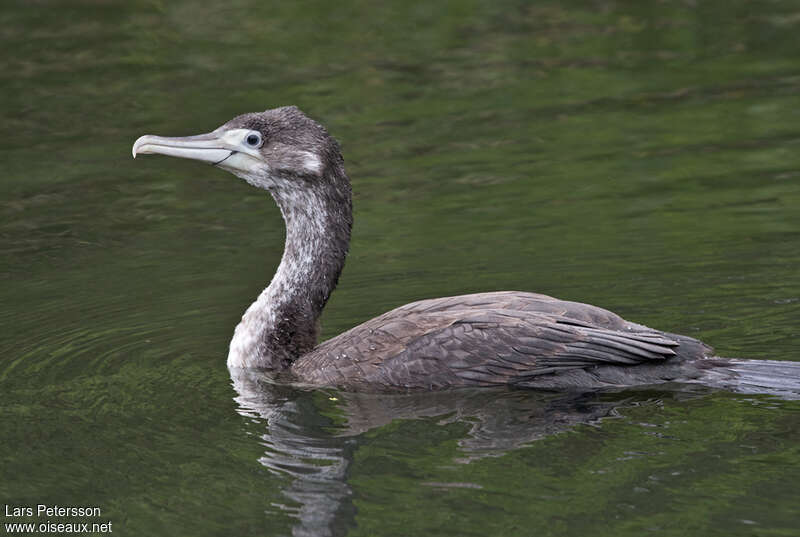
[245,132,262,147]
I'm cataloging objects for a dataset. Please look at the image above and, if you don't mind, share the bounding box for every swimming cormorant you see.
[133,106,800,394]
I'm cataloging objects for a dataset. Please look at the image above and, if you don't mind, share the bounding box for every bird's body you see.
[133,106,800,396]
[291,291,713,391]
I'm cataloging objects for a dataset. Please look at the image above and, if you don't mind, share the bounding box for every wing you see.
[390,311,681,388]
[412,312,679,386]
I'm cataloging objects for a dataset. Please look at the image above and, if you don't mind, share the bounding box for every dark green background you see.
[1,1,799,535]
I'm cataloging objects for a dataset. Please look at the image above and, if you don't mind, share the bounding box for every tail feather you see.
[706,359,800,399]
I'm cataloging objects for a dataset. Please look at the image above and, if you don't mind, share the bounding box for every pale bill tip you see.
[132,135,151,159]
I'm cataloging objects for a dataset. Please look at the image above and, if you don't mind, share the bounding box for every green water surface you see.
[2,1,799,536]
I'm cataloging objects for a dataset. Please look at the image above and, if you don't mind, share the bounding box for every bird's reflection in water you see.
[230,369,356,537]
[230,369,708,536]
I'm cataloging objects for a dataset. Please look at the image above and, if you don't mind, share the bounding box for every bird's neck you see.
[227,178,352,370]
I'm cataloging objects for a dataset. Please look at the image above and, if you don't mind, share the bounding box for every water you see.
[2,1,800,535]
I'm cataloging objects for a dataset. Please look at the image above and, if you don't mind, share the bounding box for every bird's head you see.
[132,106,343,192]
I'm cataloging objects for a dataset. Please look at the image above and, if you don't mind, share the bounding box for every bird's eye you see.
[245,132,262,147]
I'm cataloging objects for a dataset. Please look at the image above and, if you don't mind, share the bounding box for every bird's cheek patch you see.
[297,151,323,177]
